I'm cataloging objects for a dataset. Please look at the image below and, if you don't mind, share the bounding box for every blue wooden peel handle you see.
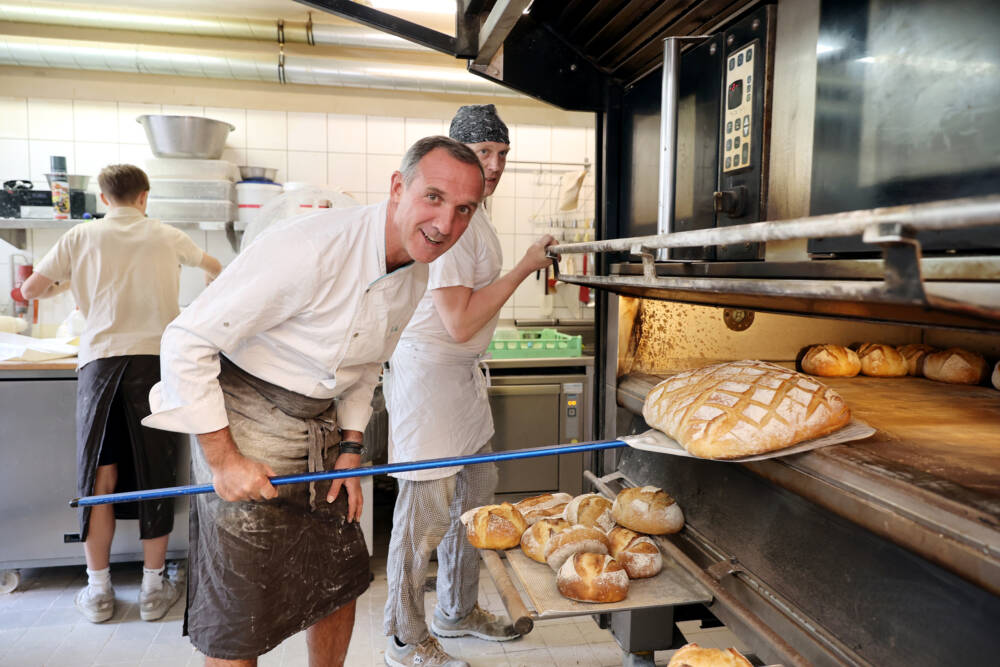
[70,439,628,507]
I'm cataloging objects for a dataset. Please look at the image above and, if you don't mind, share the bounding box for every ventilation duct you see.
[0,2,430,51]
[0,35,515,97]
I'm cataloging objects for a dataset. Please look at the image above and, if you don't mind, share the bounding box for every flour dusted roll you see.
[556,552,629,603]
[642,360,851,460]
[666,643,753,667]
[856,343,907,377]
[514,492,572,526]
[544,524,610,571]
[801,344,860,377]
[612,486,683,535]
[607,526,663,579]
[565,493,615,532]
[922,348,987,385]
[897,343,937,376]
[992,361,1000,391]
[520,518,570,563]
[460,503,527,550]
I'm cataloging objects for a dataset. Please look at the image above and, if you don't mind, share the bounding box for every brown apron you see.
[184,356,370,660]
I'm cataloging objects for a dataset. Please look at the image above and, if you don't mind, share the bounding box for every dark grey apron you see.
[76,355,179,540]
[184,356,370,660]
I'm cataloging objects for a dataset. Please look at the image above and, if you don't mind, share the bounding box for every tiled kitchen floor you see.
[0,497,746,667]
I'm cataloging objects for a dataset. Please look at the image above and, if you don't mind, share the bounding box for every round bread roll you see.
[922,348,987,385]
[612,486,684,535]
[544,524,610,571]
[565,493,615,533]
[607,526,663,579]
[666,643,753,667]
[856,343,907,377]
[460,503,527,550]
[992,361,999,391]
[514,492,572,526]
[897,343,937,376]
[801,344,860,377]
[556,552,629,603]
[520,518,570,563]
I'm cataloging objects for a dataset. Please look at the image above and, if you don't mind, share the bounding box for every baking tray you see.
[624,418,876,462]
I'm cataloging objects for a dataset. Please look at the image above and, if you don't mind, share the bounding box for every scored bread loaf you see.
[520,518,570,563]
[556,552,629,603]
[642,360,851,459]
[801,344,861,377]
[544,524,610,571]
[607,526,663,579]
[897,343,937,376]
[564,493,615,533]
[666,643,753,667]
[460,503,527,550]
[612,486,684,535]
[856,343,908,377]
[514,492,572,526]
[922,348,987,385]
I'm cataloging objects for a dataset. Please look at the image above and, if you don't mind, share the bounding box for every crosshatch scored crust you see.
[642,360,851,459]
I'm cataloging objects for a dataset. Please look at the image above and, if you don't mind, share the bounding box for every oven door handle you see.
[487,384,562,396]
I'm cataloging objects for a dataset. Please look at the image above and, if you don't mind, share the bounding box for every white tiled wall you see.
[1,95,596,327]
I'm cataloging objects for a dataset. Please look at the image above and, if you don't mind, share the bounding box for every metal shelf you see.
[0,218,231,231]
[549,195,1000,331]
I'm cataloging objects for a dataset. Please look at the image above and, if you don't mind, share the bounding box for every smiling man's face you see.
[386,147,484,266]
[465,141,509,198]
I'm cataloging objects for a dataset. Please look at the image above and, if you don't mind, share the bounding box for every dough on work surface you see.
[607,525,663,579]
[856,343,907,377]
[556,552,629,603]
[514,492,572,526]
[922,348,988,385]
[896,343,937,376]
[612,486,683,535]
[800,344,860,377]
[544,524,610,571]
[460,503,527,550]
[666,643,753,667]
[564,493,615,532]
[642,360,851,460]
[520,518,570,563]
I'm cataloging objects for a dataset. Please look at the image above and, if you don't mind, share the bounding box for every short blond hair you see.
[97,164,150,203]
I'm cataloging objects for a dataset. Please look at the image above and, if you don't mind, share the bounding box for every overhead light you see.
[371,0,456,14]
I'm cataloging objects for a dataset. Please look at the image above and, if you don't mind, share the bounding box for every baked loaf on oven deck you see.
[607,526,663,579]
[514,492,572,526]
[460,503,527,550]
[544,524,610,571]
[666,643,753,667]
[801,344,861,377]
[556,552,629,603]
[520,518,570,563]
[922,348,988,385]
[856,343,908,377]
[897,343,937,376]
[612,486,683,535]
[642,360,851,460]
[565,493,616,533]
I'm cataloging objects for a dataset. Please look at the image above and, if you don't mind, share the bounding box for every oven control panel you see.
[723,41,757,173]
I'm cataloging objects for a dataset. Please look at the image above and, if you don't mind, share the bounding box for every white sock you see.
[141,566,165,593]
[86,567,112,593]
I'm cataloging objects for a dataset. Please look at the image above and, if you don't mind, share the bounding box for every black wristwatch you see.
[338,440,365,456]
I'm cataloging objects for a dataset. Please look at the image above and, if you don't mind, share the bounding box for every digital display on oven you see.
[727,80,743,110]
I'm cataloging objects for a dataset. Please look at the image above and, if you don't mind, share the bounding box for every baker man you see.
[142,136,485,667]
[383,105,555,667]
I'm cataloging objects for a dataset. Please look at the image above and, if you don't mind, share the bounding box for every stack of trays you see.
[145,158,239,225]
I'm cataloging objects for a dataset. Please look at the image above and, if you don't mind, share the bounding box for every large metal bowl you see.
[44,173,90,190]
[137,115,235,159]
[239,166,278,181]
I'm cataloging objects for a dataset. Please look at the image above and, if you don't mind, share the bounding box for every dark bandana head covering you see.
[448,104,510,145]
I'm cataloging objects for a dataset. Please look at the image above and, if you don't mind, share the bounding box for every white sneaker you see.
[75,585,115,623]
[384,635,469,667]
[431,604,520,641]
[139,578,181,622]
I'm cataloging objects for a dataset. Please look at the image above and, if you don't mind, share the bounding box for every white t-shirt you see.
[399,206,503,354]
[34,207,204,366]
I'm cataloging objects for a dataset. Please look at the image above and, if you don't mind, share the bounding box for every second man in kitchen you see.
[383,105,556,667]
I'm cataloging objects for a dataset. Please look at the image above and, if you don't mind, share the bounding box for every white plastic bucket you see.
[236,182,283,225]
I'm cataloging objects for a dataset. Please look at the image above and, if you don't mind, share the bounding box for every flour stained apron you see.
[185,357,370,661]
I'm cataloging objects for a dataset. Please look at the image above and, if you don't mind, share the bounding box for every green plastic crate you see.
[488,328,582,359]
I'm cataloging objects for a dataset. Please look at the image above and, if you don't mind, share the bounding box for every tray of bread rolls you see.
[463,489,711,619]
